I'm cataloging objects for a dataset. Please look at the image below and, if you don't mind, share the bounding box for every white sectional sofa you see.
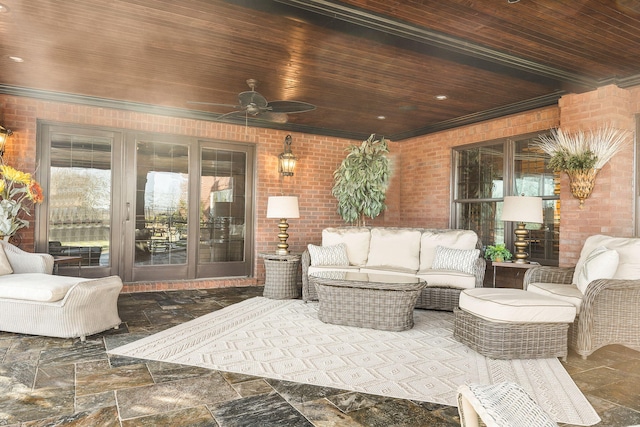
[524,234,640,358]
[302,227,485,310]
[0,241,123,341]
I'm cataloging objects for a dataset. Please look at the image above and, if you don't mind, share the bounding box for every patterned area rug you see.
[110,297,600,426]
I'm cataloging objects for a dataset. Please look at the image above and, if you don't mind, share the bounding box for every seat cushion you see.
[0,273,87,302]
[365,228,422,271]
[417,269,476,289]
[419,230,478,270]
[528,282,583,314]
[359,266,417,278]
[459,288,576,323]
[322,228,371,266]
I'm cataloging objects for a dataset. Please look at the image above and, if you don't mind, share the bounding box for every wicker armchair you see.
[523,265,640,359]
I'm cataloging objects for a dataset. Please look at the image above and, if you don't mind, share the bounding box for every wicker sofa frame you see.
[524,266,640,359]
[302,227,485,311]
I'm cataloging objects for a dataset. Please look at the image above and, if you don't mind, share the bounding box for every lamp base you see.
[513,222,530,263]
[276,218,290,255]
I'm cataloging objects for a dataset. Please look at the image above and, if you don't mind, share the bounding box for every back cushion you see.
[419,230,478,270]
[366,228,422,271]
[573,235,640,282]
[322,228,371,266]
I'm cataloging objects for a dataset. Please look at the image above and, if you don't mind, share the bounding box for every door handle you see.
[126,202,130,221]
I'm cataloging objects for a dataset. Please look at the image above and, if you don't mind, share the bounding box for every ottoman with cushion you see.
[454,288,576,360]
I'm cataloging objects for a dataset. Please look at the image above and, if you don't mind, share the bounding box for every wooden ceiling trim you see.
[391,92,563,141]
[332,0,640,79]
[273,0,599,89]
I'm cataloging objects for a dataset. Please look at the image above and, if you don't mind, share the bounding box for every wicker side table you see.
[259,253,301,299]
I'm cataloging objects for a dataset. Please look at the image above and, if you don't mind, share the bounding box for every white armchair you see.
[524,235,640,358]
[0,241,123,341]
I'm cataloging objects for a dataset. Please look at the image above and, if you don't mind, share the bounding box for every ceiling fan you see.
[188,79,316,124]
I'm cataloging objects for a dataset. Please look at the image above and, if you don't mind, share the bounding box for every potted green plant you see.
[332,134,391,226]
[484,243,512,263]
[535,126,628,207]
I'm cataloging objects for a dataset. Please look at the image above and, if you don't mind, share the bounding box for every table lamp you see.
[501,196,543,263]
[266,196,300,255]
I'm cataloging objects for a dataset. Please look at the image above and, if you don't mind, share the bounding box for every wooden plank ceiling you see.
[1,0,640,140]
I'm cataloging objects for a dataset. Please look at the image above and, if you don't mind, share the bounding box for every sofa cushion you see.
[575,246,619,294]
[419,230,478,270]
[307,243,350,267]
[432,246,479,275]
[365,228,422,271]
[460,288,576,323]
[417,269,476,289]
[322,228,371,266]
[0,245,13,276]
[574,235,640,282]
[528,282,583,314]
[0,273,87,302]
[359,266,417,278]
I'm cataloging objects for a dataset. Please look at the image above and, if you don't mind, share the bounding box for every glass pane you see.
[135,142,189,266]
[529,199,560,265]
[515,137,560,265]
[199,148,246,263]
[456,201,501,247]
[514,137,559,197]
[456,144,504,199]
[48,134,111,266]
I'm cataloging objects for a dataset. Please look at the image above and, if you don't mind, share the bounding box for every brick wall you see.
[1,83,639,288]
[396,107,561,228]
[555,85,637,266]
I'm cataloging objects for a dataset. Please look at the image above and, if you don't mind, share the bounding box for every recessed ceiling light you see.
[435,95,448,100]
[9,56,24,62]
[0,3,9,13]
[377,115,386,120]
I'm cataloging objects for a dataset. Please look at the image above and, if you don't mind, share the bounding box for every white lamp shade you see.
[266,196,300,219]
[501,196,543,224]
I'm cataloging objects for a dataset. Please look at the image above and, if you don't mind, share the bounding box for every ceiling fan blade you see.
[267,100,316,114]
[238,91,268,109]
[255,111,289,124]
[215,110,246,122]
[186,101,240,109]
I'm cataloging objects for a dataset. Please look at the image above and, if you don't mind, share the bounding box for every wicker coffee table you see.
[309,271,427,331]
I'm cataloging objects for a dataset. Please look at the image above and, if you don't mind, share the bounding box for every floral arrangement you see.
[535,126,628,172]
[535,126,629,207]
[0,165,44,237]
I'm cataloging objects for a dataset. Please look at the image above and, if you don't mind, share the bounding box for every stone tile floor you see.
[1,286,639,426]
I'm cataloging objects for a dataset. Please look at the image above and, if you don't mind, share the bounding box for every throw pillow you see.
[431,246,479,275]
[307,243,350,267]
[575,246,619,294]
[0,245,13,276]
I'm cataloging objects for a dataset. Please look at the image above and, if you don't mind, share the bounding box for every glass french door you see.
[38,124,254,282]
[37,125,123,278]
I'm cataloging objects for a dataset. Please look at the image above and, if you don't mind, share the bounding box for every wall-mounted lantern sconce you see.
[0,125,12,158]
[278,134,297,176]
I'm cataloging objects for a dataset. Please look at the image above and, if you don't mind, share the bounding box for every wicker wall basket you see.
[567,168,599,208]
